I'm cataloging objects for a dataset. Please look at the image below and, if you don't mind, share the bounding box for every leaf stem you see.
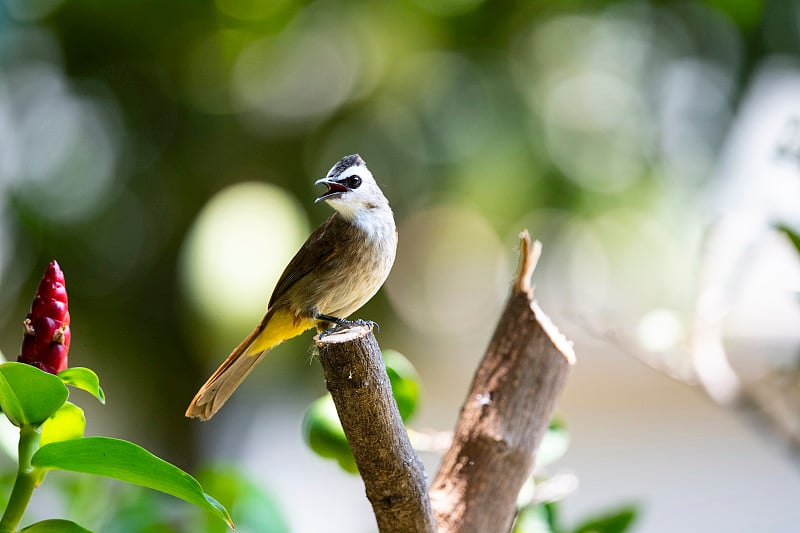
[0,426,42,532]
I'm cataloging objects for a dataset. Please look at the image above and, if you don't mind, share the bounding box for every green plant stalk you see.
[0,426,42,532]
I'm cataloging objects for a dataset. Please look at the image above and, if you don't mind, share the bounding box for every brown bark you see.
[429,232,576,533]
[315,326,437,533]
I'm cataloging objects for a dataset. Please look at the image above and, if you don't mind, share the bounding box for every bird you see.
[186,154,397,421]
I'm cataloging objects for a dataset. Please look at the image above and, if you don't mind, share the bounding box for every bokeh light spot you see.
[232,24,359,126]
[180,182,310,336]
[542,71,651,193]
[5,0,67,22]
[637,308,684,352]
[385,206,507,338]
[2,62,120,222]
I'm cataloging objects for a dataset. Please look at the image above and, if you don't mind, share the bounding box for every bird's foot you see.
[352,318,380,332]
[317,316,379,338]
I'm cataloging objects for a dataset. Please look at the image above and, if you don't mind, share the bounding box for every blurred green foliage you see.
[515,447,638,533]
[194,467,289,533]
[572,507,638,533]
[302,349,420,474]
[0,361,234,531]
[382,349,422,422]
[0,0,789,464]
[776,223,800,257]
[514,502,638,533]
[0,0,797,529]
[302,394,358,474]
[43,465,287,533]
[512,416,638,533]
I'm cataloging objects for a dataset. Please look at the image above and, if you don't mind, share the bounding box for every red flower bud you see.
[18,260,71,374]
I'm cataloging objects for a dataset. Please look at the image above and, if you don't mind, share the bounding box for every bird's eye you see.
[342,175,362,189]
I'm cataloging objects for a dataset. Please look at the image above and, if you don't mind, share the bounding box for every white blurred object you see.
[691,59,800,403]
[0,416,18,462]
[636,308,684,353]
[710,59,800,227]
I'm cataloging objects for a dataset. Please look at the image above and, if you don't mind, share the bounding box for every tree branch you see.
[429,231,576,533]
[314,326,436,533]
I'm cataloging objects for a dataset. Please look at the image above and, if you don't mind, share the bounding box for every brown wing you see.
[268,213,341,309]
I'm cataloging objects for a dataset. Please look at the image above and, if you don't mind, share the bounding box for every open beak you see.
[314,177,349,203]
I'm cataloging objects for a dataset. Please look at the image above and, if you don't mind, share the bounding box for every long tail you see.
[185,308,311,420]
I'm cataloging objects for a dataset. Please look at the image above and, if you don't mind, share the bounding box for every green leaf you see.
[302,395,357,474]
[573,505,638,533]
[0,362,69,427]
[58,367,106,404]
[40,402,85,446]
[31,437,233,528]
[302,351,421,474]
[383,350,421,421]
[20,519,92,532]
[543,502,561,532]
[775,223,800,256]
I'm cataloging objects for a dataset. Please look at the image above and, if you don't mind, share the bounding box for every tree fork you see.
[314,231,574,533]
[429,231,576,533]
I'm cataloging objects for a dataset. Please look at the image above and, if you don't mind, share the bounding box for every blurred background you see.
[1,0,799,531]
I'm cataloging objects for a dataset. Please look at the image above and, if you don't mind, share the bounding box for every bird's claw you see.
[319,318,379,338]
[352,318,379,331]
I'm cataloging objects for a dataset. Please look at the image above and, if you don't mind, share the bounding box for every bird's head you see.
[315,154,389,220]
